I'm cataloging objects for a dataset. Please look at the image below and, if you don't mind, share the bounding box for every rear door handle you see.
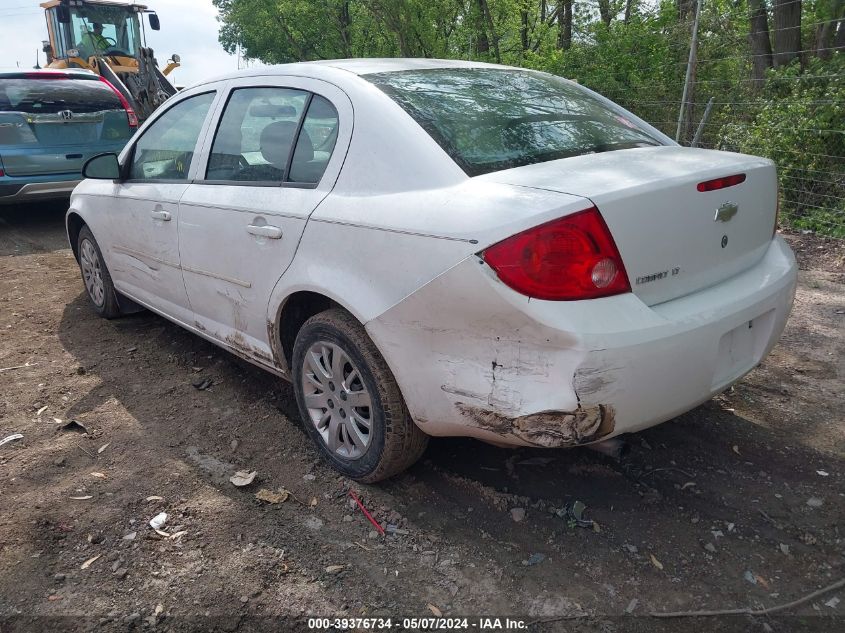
[246,224,283,239]
[151,209,171,221]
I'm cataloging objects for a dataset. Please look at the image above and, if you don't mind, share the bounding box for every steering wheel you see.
[102,36,117,46]
[103,49,130,57]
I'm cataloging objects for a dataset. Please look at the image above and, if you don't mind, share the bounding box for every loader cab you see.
[42,0,157,66]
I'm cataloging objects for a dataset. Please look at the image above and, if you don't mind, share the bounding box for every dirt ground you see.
[1,202,843,633]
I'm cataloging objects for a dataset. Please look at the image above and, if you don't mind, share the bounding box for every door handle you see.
[246,224,283,239]
[151,209,171,221]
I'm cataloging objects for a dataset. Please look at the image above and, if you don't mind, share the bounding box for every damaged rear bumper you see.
[365,237,796,448]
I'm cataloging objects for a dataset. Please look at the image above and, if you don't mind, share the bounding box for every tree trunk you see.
[557,0,572,49]
[598,0,612,26]
[624,0,636,24]
[836,19,845,52]
[748,0,773,85]
[521,9,529,51]
[540,0,547,22]
[477,0,501,63]
[474,0,490,55]
[772,0,802,67]
[677,0,696,21]
[338,1,352,58]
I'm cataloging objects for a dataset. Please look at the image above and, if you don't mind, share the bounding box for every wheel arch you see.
[66,211,86,261]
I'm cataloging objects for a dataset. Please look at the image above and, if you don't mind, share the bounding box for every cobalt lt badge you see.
[715,201,738,222]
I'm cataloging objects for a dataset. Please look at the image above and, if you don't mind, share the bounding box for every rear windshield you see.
[0,77,121,114]
[367,68,665,176]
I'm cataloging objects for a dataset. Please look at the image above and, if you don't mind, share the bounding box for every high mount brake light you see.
[98,76,138,128]
[697,173,746,192]
[482,206,631,301]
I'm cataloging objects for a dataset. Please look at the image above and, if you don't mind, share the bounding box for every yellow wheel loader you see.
[40,0,181,121]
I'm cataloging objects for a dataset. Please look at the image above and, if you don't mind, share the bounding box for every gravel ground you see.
[1,201,843,632]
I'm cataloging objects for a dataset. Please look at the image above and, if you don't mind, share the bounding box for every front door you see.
[178,78,351,368]
[106,90,217,324]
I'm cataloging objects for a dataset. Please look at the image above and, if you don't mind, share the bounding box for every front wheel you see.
[77,225,121,319]
[292,308,428,482]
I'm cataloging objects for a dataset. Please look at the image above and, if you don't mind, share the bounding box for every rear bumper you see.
[0,176,80,204]
[367,237,797,448]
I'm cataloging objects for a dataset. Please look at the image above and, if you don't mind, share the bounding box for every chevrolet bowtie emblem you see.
[714,202,738,222]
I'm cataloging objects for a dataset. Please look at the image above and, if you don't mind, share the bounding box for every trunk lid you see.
[481,146,777,306]
[0,76,131,176]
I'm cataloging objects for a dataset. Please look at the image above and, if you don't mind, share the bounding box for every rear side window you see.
[367,68,664,176]
[129,92,215,181]
[205,88,339,185]
[206,87,309,183]
[0,78,121,114]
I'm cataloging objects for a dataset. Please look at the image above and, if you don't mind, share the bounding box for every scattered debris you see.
[255,488,289,504]
[385,524,409,535]
[681,481,696,490]
[0,433,23,448]
[123,532,137,541]
[427,604,443,617]
[36,406,48,416]
[650,554,664,571]
[90,472,106,479]
[58,420,87,434]
[625,598,639,614]
[807,497,824,508]
[146,496,163,502]
[523,553,545,566]
[510,507,526,523]
[192,377,213,391]
[732,445,741,455]
[779,544,790,555]
[229,470,257,487]
[0,362,37,373]
[825,597,840,609]
[149,512,168,531]
[169,530,187,540]
[558,500,594,529]
[80,555,101,570]
[816,470,829,477]
[348,490,385,536]
[744,571,758,585]
[97,443,109,454]
[325,565,345,575]
[69,495,93,501]
[623,544,638,554]
[704,543,716,553]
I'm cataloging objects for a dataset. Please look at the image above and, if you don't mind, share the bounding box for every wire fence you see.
[585,10,845,238]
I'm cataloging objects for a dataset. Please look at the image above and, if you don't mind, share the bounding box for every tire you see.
[77,225,121,319]
[292,308,428,482]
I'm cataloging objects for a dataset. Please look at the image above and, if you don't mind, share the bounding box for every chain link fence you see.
[579,5,844,238]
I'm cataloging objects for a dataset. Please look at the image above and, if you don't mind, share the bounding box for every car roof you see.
[0,69,100,80]
[190,58,520,89]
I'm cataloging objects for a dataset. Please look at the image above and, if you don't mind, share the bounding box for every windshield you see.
[68,5,142,59]
[367,68,666,177]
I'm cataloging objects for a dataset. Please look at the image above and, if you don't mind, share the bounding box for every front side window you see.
[367,68,665,177]
[206,88,339,185]
[129,92,215,181]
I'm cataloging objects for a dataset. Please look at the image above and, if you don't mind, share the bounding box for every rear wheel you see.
[77,226,121,319]
[292,308,428,482]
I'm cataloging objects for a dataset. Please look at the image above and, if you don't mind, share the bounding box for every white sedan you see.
[67,59,797,482]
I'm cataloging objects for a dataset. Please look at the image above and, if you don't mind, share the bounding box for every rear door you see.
[105,89,218,323]
[178,77,351,366]
[0,74,132,176]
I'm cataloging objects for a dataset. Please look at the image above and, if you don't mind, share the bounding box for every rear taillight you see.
[697,173,746,192]
[482,206,631,301]
[98,76,138,128]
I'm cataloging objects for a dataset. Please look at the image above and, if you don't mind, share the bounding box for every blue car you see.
[0,69,136,204]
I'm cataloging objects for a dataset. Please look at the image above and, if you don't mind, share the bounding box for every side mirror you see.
[56,5,70,23]
[148,13,161,30]
[83,153,121,180]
